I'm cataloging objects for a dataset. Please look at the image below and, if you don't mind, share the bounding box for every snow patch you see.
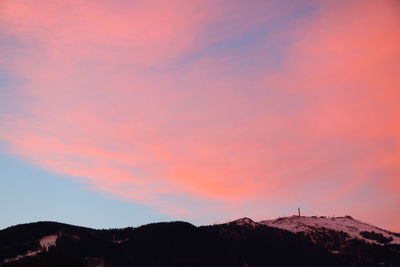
[112,238,129,244]
[3,250,40,264]
[230,217,258,228]
[40,235,58,251]
[260,216,400,245]
[2,235,58,264]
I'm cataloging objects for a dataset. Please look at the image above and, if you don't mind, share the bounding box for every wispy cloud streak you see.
[0,0,399,230]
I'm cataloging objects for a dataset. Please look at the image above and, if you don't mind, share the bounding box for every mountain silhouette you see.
[1,216,399,266]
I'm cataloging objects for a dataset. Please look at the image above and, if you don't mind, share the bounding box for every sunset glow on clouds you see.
[1,0,399,230]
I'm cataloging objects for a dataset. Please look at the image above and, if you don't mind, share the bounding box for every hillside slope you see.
[1,216,399,266]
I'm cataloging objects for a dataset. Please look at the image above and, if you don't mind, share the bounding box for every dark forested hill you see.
[1,217,399,267]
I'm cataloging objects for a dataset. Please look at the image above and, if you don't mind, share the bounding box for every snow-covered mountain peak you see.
[260,215,400,245]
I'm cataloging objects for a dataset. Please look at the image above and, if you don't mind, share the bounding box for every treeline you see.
[360,230,394,244]
[1,221,400,266]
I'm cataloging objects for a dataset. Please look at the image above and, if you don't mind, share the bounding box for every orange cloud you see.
[0,0,399,230]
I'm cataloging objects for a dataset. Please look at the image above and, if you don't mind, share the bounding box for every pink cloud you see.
[0,0,399,230]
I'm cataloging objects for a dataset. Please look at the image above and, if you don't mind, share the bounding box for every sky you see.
[0,0,399,231]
